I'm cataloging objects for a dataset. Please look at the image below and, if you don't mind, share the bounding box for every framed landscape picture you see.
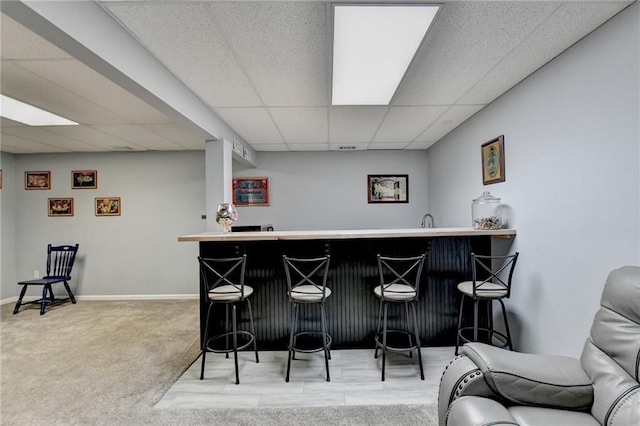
[25,171,51,190]
[72,170,97,189]
[367,175,409,203]
[95,197,121,216]
[48,198,74,216]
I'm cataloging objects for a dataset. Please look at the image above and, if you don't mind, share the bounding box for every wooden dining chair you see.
[14,244,79,315]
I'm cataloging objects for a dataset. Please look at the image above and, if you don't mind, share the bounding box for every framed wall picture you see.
[0,170,2,189]
[25,171,51,190]
[367,174,409,203]
[95,197,121,216]
[232,177,269,206]
[481,135,505,185]
[72,170,97,189]
[48,198,74,216]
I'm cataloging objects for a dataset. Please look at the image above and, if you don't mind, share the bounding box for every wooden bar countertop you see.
[177,227,516,242]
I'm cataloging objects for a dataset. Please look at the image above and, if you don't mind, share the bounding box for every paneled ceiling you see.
[0,0,632,155]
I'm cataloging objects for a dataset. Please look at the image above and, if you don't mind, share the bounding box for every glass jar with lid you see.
[472,191,503,230]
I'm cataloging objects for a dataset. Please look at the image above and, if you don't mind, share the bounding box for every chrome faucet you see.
[421,213,435,228]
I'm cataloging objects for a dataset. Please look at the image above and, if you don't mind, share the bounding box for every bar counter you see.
[179,227,516,349]
[178,227,515,242]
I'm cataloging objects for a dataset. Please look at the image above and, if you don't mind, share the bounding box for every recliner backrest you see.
[580,266,640,426]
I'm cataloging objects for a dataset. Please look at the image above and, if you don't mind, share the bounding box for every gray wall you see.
[2,151,205,298]
[0,154,18,299]
[427,3,639,357]
[232,150,429,231]
[1,149,429,299]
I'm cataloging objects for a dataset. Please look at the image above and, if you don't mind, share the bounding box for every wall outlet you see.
[33,270,40,278]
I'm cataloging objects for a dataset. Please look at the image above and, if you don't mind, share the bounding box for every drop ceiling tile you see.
[105,2,262,107]
[0,143,32,154]
[253,144,289,152]
[0,13,71,60]
[1,62,124,125]
[215,108,283,144]
[415,105,485,142]
[212,2,329,107]
[395,2,559,105]
[459,2,630,104]
[4,126,109,152]
[367,142,411,150]
[93,125,184,150]
[0,131,72,153]
[143,124,205,150]
[406,141,437,150]
[0,117,24,128]
[287,143,329,151]
[329,106,388,143]
[269,107,328,144]
[46,125,134,150]
[373,106,448,143]
[17,59,171,124]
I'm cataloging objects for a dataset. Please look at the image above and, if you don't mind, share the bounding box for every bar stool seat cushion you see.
[208,285,254,301]
[457,281,507,298]
[374,283,416,300]
[289,285,331,302]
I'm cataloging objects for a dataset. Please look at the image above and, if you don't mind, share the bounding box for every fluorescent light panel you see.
[332,4,439,105]
[0,94,78,126]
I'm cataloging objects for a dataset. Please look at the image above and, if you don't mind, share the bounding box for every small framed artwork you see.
[48,198,74,216]
[367,174,409,203]
[95,197,121,216]
[71,170,97,189]
[0,170,2,189]
[25,171,51,190]
[481,135,505,185]
[232,177,269,206]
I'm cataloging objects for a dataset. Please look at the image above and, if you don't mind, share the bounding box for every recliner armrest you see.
[438,355,494,426]
[463,343,594,410]
[446,396,518,426]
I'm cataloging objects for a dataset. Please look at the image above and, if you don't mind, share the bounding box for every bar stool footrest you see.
[290,330,332,353]
[375,329,420,353]
[205,330,255,354]
[458,326,509,349]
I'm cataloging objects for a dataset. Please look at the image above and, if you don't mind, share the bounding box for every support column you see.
[205,139,233,232]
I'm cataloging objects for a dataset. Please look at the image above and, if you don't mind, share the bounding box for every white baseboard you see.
[1,294,198,305]
[76,294,199,301]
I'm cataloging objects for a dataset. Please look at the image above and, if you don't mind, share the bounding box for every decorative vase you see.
[215,203,238,233]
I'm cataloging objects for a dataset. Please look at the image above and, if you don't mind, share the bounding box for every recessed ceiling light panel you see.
[0,94,79,126]
[332,4,439,106]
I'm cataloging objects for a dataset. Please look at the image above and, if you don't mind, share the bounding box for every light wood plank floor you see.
[156,347,455,410]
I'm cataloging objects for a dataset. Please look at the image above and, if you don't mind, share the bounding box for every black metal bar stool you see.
[198,255,259,384]
[455,252,519,355]
[374,253,427,381]
[282,254,332,382]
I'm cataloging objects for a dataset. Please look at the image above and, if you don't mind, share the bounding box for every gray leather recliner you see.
[438,265,640,426]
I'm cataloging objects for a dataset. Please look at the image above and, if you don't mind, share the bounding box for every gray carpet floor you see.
[1,299,440,425]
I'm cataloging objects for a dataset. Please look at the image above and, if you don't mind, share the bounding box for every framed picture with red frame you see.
[232,177,269,206]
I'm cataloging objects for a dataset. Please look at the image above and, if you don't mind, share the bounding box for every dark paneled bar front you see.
[178,228,516,350]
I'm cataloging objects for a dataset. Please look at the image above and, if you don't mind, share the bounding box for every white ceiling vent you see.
[330,145,366,151]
